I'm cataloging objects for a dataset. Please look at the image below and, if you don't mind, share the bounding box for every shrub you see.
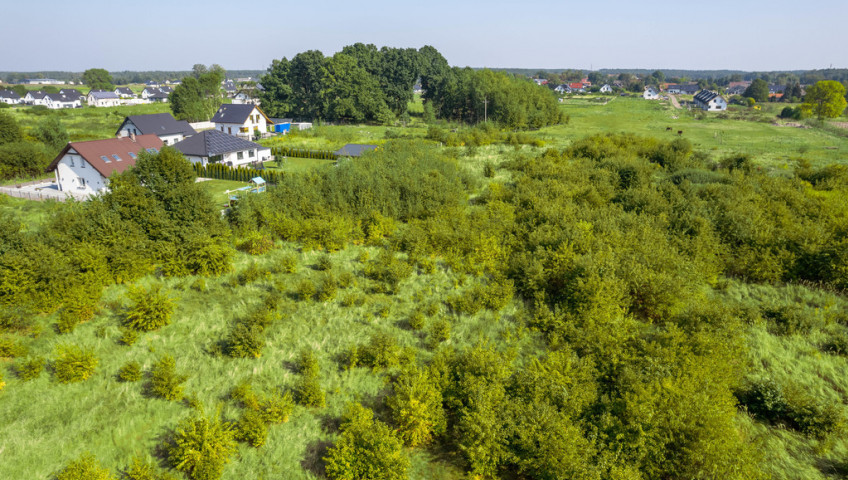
[235,409,268,447]
[316,254,333,271]
[258,391,294,424]
[225,323,264,358]
[118,361,143,382]
[822,330,848,356]
[0,335,27,358]
[428,318,451,346]
[353,333,401,370]
[763,305,816,335]
[337,271,355,288]
[294,375,325,407]
[237,263,267,285]
[123,456,177,480]
[190,278,207,292]
[124,284,175,332]
[317,273,338,302]
[150,355,187,401]
[237,231,274,255]
[386,368,446,446]
[296,279,316,301]
[363,251,413,294]
[165,411,237,480]
[408,311,425,331]
[279,253,298,273]
[56,453,116,480]
[738,379,842,438]
[324,403,409,480]
[119,327,140,346]
[17,357,44,381]
[340,293,365,307]
[57,294,99,334]
[483,162,496,178]
[53,345,98,383]
[296,349,320,377]
[230,381,260,410]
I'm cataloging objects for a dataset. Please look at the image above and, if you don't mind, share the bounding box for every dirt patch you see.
[831,122,848,129]
[773,122,809,128]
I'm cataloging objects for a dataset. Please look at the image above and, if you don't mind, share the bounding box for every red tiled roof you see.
[47,135,164,178]
[569,82,584,89]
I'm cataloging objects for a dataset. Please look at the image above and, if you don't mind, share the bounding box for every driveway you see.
[0,180,90,202]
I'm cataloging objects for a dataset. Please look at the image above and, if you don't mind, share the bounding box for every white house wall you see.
[54,153,107,195]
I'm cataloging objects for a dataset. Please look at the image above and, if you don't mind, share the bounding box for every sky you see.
[1,0,846,73]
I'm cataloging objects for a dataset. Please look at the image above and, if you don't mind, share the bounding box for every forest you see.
[1,111,848,478]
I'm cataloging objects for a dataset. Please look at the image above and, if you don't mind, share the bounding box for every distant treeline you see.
[490,68,848,84]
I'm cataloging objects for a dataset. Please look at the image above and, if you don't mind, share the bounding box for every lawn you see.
[197,179,250,206]
[543,96,848,168]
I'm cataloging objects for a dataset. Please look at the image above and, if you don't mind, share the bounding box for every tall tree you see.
[377,47,420,116]
[82,68,114,90]
[288,50,327,119]
[170,71,223,122]
[258,58,294,118]
[323,53,392,124]
[801,80,848,120]
[743,78,769,103]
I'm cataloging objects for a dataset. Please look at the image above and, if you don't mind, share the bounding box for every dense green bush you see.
[124,284,175,332]
[165,411,237,480]
[296,279,316,301]
[279,253,298,273]
[149,355,187,401]
[387,368,446,446]
[294,375,325,408]
[225,323,264,358]
[16,356,44,381]
[324,403,410,480]
[53,345,98,383]
[237,231,274,255]
[235,409,268,447]
[123,456,177,480]
[738,379,842,438]
[118,361,143,382]
[55,453,116,480]
[0,335,27,358]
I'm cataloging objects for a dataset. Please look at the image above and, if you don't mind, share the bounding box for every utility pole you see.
[482,97,488,123]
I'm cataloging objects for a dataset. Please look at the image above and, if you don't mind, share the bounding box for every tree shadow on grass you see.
[300,440,332,479]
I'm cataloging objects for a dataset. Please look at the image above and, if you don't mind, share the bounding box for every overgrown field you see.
[1,109,848,480]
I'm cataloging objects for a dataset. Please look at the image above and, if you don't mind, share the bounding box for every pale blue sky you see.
[1,0,845,72]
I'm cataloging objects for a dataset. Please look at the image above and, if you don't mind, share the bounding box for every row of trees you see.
[258,44,444,123]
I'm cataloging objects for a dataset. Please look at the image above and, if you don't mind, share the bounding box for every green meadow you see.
[2,93,848,480]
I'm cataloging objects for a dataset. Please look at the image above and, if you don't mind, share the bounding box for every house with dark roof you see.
[115,87,135,98]
[87,90,121,107]
[140,87,170,103]
[59,89,85,102]
[212,104,273,139]
[47,135,164,195]
[693,90,727,111]
[0,90,21,104]
[333,144,378,158]
[44,92,81,109]
[23,90,48,105]
[667,83,699,95]
[116,113,197,146]
[643,87,660,100]
[172,129,271,168]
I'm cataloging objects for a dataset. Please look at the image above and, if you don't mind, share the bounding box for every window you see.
[146,148,158,153]
[69,157,74,167]
[101,155,111,163]
[80,178,86,187]
[249,149,255,157]
[163,139,168,145]
[237,151,244,160]
[128,152,137,159]
[112,154,121,162]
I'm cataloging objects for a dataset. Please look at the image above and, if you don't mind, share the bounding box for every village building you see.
[599,84,613,93]
[643,87,660,100]
[171,129,271,168]
[211,104,273,139]
[44,92,81,109]
[46,135,163,195]
[693,90,728,111]
[23,90,48,105]
[0,90,21,104]
[115,87,135,98]
[115,113,197,145]
[88,90,121,107]
[59,89,85,102]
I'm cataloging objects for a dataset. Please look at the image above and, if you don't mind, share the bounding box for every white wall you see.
[214,107,268,137]
[54,153,107,195]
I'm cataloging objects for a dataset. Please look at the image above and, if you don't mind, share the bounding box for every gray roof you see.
[694,90,722,103]
[115,87,134,95]
[0,90,21,100]
[26,91,47,99]
[334,144,378,157]
[89,90,119,100]
[45,93,78,103]
[59,88,84,99]
[117,113,197,137]
[211,103,268,124]
[172,129,264,157]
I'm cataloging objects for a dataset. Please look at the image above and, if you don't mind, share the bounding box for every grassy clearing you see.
[0,194,63,229]
[7,103,173,142]
[543,96,848,168]
[0,243,534,479]
[197,179,251,206]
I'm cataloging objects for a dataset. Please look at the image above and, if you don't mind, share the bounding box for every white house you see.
[211,104,273,139]
[140,87,169,103]
[115,87,135,98]
[87,90,121,107]
[46,135,164,195]
[599,84,613,93]
[59,89,85,102]
[172,129,271,168]
[0,90,21,104]
[44,92,81,109]
[24,90,48,105]
[643,87,660,100]
[693,90,728,111]
[116,113,197,146]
